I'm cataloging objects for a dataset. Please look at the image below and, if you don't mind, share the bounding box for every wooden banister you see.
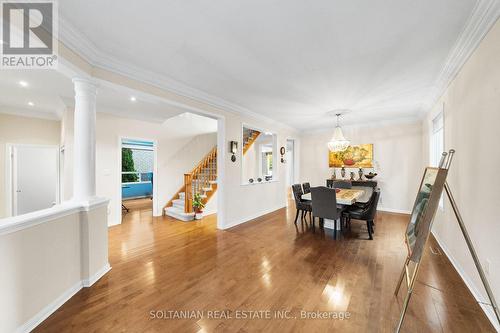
[184,173,193,213]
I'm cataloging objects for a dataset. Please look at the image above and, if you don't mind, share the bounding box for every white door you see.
[11,145,59,216]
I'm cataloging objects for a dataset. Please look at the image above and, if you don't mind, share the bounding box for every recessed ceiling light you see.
[27,102,34,107]
[19,80,29,87]
[130,96,137,102]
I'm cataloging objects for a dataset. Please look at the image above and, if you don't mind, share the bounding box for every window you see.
[430,112,444,208]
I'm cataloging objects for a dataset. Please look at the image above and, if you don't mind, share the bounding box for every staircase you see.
[163,147,217,221]
[243,128,260,154]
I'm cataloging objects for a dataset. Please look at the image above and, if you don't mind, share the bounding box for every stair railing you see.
[184,146,217,213]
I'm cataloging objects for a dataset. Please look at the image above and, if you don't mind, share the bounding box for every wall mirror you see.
[241,125,277,185]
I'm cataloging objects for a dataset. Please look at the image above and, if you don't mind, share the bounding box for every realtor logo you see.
[1,0,58,69]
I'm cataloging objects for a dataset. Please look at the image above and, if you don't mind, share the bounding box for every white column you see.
[72,77,98,202]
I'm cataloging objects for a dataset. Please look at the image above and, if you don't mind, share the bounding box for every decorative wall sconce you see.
[280,146,286,163]
[229,141,238,162]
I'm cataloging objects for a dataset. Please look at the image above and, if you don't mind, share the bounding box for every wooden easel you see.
[394,149,500,332]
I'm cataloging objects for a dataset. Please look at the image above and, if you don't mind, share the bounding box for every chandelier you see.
[328,113,350,152]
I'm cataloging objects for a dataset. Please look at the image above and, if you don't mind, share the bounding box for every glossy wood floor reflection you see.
[35,200,494,332]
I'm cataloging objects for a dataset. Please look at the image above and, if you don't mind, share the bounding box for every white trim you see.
[377,207,411,215]
[118,136,159,226]
[222,205,285,230]
[16,263,112,333]
[216,117,226,230]
[82,263,111,287]
[0,198,109,236]
[16,281,83,333]
[432,231,500,332]
[422,0,500,112]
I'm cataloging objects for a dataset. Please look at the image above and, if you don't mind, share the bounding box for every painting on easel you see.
[394,150,500,332]
[405,167,447,263]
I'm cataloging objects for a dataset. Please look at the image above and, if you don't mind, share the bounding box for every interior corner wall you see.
[220,114,297,229]
[0,113,61,219]
[422,19,500,327]
[299,120,423,213]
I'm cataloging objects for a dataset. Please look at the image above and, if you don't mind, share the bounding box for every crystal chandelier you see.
[328,113,350,152]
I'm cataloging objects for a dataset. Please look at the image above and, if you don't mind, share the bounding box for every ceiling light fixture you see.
[327,113,350,152]
[27,101,34,107]
[130,96,137,102]
[19,80,29,87]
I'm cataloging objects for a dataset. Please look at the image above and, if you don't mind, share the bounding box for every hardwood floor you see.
[35,200,494,332]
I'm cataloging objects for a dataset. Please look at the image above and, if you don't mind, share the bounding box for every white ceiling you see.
[58,0,482,130]
[0,70,206,125]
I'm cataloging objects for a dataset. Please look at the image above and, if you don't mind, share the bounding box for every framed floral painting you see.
[328,144,373,168]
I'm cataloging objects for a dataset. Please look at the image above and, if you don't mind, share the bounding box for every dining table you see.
[301,186,373,205]
[301,186,374,230]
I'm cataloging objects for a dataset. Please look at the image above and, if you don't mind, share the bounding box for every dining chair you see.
[302,182,311,194]
[310,186,345,234]
[344,189,380,240]
[326,179,334,188]
[292,184,312,224]
[333,180,352,189]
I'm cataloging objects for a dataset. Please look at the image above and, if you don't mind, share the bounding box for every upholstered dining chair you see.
[333,180,352,189]
[310,186,345,235]
[344,189,380,240]
[292,184,312,224]
[302,182,311,194]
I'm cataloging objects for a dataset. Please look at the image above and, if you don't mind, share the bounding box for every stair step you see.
[164,206,195,222]
[209,180,217,184]
[202,187,212,192]
[173,199,184,209]
[178,192,185,199]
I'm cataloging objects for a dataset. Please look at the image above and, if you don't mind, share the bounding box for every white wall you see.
[0,201,109,333]
[0,113,61,218]
[423,19,500,328]
[222,116,295,228]
[300,120,423,213]
[61,44,300,230]
[61,111,218,226]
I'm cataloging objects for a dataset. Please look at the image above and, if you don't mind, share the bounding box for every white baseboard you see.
[17,281,83,333]
[432,231,500,332]
[17,263,111,333]
[377,207,411,215]
[82,263,111,287]
[222,205,285,230]
[108,221,122,227]
[203,209,217,217]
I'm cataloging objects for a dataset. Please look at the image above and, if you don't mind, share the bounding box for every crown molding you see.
[0,105,61,121]
[422,0,500,112]
[58,17,298,134]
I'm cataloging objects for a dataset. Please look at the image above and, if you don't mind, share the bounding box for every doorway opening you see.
[120,138,156,222]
